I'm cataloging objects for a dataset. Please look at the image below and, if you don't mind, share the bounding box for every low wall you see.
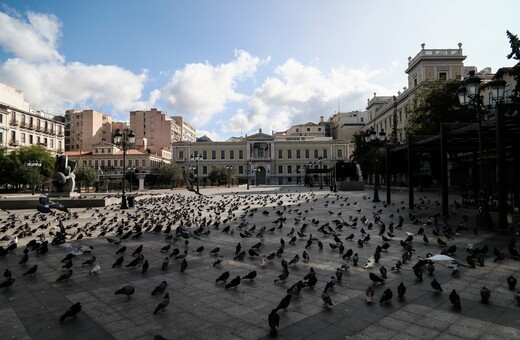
[0,197,108,210]
[336,181,365,191]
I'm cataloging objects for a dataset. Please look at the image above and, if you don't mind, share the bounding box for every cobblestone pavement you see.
[1,186,519,340]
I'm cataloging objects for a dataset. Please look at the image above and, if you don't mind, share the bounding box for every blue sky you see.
[1,0,519,140]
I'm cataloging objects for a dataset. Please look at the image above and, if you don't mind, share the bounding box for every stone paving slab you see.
[0,186,519,340]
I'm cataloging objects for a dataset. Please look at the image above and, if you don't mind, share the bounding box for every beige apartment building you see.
[0,82,65,155]
[172,128,350,186]
[65,109,113,152]
[129,108,181,155]
[171,116,196,142]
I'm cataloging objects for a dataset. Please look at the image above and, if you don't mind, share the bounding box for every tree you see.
[158,164,183,188]
[506,30,520,101]
[75,167,99,192]
[0,147,23,190]
[405,80,477,136]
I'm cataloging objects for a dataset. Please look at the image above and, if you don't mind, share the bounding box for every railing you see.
[9,139,19,146]
[9,120,18,126]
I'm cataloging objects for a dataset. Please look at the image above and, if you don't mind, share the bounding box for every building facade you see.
[172,129,350,186]
[65,109,113,152]
[171,116,196,142]
[0,82,65,155]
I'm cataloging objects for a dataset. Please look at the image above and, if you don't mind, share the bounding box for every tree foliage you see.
[158,164,183,187]
[0,146,55,191]
[506,30,520,101]
[405,80,478,136]
[75,167,99,192]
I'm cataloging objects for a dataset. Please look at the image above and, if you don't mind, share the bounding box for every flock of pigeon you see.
[1,188,520,338]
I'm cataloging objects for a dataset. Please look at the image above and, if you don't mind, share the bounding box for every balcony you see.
[9,139,20,146]
[9,120,18,126]
[19,121,26,128]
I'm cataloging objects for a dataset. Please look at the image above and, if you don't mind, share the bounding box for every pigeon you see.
[151,281,168,296]
[369,272,385,285]
[180,258,188,273]
[215,271,230,284]
[56,269,73,282]
[242,271,257,281]
[116,246,127,255]
[132,245,143,256]
[431,279,442,293]
[268,309,280,336]
[366,286,375,303]
[112,256,124,268]
[3,268,12,279]
[379,266,387,279]
[153,293,170,314]
[19,252,29,265]
[507,276,517,291]
[352,253,359,266]
[115,285,135,297]
[480,287,491,304]
[379,288,393,303]
[413,267,423,282]
[287,281,303,296]
[274,270,289,283]
[225,276,241,289]
[275,294,292,312]
[364,256,375,269]
[141,260,149,274]
[449,289,461,311]
[161,257,170,271]
[59,302,81,322]
[89,264,101,275]
[427,262,435,276]
[397,282,406,300]
[515,291,520,305]
[82,256,96,266]
[23,265,38,276]
[0,277,15,288]
[62,259,73,270]
[321,288,334,308]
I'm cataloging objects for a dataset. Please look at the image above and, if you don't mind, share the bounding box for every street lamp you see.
[318,157,323,189]
[226,165,233,188]
[457,70,495,228]
[246,160,252,190]
[113,128,135,209]
[364,127,386,203]
[190,154,203,193]
[27,161,42,195]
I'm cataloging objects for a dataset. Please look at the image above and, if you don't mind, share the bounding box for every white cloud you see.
[0,10,155,115]
[0,11,63,62]
[161,50,268,126]
[222,58,400,137]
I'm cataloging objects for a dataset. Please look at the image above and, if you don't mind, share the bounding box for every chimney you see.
[259,128,262,133]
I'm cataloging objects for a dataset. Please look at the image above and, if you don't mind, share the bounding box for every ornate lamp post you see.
[27,161,42,195]
[364,127,386,203]
[226,165,233,188]
[190,154,203,192]
[113,128,135,209]
[457,70,495,229]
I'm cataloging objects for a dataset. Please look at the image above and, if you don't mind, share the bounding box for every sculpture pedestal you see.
[48,192,80,198]
[136,173,146,191]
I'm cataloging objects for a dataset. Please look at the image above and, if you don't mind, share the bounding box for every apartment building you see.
[65,109,113,152]
[129,108,180,155]
[171,116,196,142]
[0,82,65,155]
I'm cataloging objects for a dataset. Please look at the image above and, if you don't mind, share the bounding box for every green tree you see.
[506,30,520,101]
[0,147,23,190]
[158,164,183,188]
[75,167,99,192]
[405,80,477,136]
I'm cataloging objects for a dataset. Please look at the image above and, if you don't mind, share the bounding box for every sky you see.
[0,0,519,141]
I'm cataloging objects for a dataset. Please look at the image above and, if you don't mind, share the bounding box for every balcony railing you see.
[9,120,18,126]
[9,139,19,146]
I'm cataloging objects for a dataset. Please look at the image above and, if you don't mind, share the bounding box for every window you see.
[0,114,2,123]
[101,148,105,153]
[278,150,283,159]
[202,150,207,159]
[107,160,112,167]
[295,128,299,132]
[50,139,54,148]
[323,149,327,159]
[239,165,244,174]
[179,151,184,160]
[101,160,105,167]
[307,128,310,132]
[212,150,216,160]
[318,128,321,131]
[287,150,292,159]
[305,149,310,158]
[220,150,226,159]
[239,150,244,159]
[230,150,235,159]
[29,134,33,144]
[314,150,319,158]
[296,150,301,159]
[95,160,98,167]
[21,133,25,143]
[287,165,292,174]
[438,72,447,80]
[142,159,146,166]
[37,136,40,144]
[202,166,208,175]
[337,149,343,158]
[278,165,283,174]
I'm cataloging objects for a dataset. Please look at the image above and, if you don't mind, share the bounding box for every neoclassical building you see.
[172,129,350,186]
